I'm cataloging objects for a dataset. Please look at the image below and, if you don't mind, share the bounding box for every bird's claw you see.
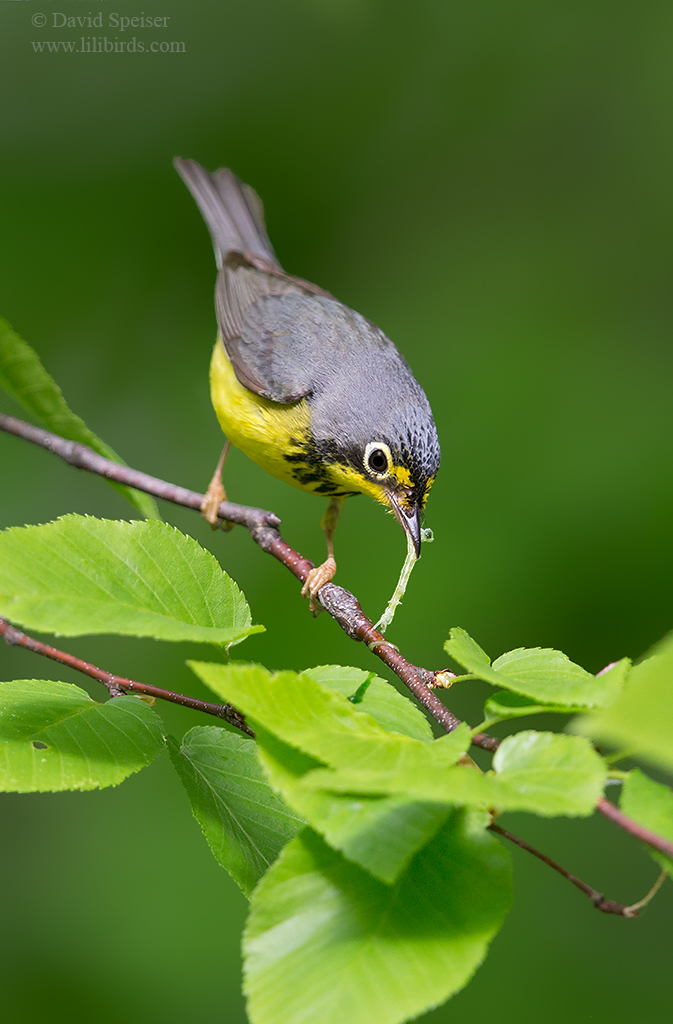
[301,556,337,615]
[200,478,232,531]
[200,478,226,528]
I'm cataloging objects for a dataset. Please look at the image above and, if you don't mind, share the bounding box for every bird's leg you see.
[200,441,233,531]
[301,496,344,614]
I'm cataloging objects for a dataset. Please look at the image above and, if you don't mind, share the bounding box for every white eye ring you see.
[365,441,392,477]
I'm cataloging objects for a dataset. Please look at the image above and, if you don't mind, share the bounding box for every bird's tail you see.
[173,157,278,268]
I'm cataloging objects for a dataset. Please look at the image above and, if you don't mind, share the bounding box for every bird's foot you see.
[301,556,337,615]
[200,477,233,531]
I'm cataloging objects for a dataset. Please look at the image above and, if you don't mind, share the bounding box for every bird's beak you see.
[388,492,422,558]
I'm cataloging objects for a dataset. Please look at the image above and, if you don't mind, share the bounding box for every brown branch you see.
[489,823,639,917]
[0,412,280,531]
[0,616,253,737]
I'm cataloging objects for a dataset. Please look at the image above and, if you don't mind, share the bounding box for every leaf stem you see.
[603,746,640,765]
[0,616,253,736]
[622,869,667,915]
[470,718,502,735]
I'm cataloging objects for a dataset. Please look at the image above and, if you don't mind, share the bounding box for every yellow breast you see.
[209,339,311,487]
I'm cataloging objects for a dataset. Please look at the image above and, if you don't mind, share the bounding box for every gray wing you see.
[228,289,408,411]
[214,259,315,401]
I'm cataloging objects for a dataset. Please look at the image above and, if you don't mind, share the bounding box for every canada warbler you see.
[175,158,440,619]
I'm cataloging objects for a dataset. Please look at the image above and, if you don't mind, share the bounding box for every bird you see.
[174,158,440,617]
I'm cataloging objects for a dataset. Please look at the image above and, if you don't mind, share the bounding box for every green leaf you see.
[299,760,498,810]
[0,317,159,519]
[444,626,491,670]
[445,627,626,709]
[492,730,606,816]
[302,666,434,742]
[255,727,450,884]
[621,770,673,875]
[0,679,165,791]
[189,662,467,881]
[484,690,589,721]
[0,516,262,646]
[306,729,606,818]
[491,650,627,708]
[243,814,512,1024]
[168,727,303,897]
[574,636,673,775]
[188,662,467,775]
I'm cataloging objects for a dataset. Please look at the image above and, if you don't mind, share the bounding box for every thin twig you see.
[489,823,639,917]
[597,796,673,861]
[0,412,280,530]
[0,616,253,737]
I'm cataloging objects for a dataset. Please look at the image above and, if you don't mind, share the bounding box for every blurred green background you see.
[1,0,672,1020]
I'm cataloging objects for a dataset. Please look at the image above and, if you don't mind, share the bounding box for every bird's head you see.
[319,404,440,557]
[308,338,441,555]
[358,430,440,556]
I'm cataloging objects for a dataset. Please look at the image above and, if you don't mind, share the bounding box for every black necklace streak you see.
[284,434,434,508]
[284,435,362,497]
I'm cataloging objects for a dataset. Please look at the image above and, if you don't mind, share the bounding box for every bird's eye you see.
[367,448,389,474]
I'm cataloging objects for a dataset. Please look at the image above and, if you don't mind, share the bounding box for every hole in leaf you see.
[32,741,48,750]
